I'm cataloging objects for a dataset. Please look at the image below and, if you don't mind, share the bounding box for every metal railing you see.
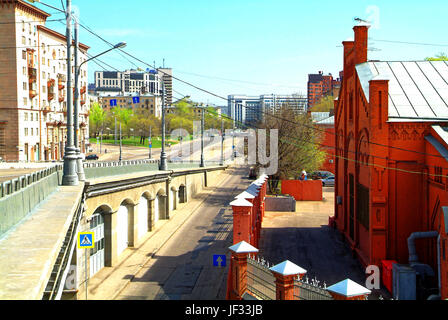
[293,277,334,300]
[42,190,86,300]
[246,255,276,300]
[0,165,62,199]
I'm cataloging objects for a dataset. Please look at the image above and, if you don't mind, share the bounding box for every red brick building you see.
[312,112,336,174]
[333,22,448,298]
[307,71,342,108]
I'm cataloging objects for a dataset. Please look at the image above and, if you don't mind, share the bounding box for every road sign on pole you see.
[213,255,227,267]
[78,232,95,249]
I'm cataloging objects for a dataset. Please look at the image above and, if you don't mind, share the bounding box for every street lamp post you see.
[73,17,86,181]
[220,115,224,166]
[74,36,126,172]
[200,104,205,168]
[159,81,168,171]
[61,0,78,186]
[148,125,152,159]
[114,117,117,145]
[119,122,122,162]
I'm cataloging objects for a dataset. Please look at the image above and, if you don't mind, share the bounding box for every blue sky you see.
[37,0,448,105]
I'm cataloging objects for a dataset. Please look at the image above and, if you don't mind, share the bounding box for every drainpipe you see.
[437,235,441,296]
[407,231,438,264]
[407,231,440,298]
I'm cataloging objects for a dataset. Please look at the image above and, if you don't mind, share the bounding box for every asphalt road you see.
[116,166,250,300]
[89,136,242,164]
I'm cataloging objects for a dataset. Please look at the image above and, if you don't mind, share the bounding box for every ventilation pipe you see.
[408,231,438,265]
[407,231,440,299]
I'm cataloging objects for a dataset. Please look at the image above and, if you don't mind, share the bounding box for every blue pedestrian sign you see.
[110,99,117,107]
[132,96,140,104]
[78,232,95,249]
[213,255,226,267]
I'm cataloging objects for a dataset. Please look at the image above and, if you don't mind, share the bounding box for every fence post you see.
[270,260,307,300]
[230,198,253,244]
[228,241,259,300]
[326,279,371,300]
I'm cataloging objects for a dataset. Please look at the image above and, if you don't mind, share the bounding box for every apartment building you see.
[0,0,90,162]
[99,94,162,119]
[307,71,342,108]
[228,94,307,127]
[94,68,173,105]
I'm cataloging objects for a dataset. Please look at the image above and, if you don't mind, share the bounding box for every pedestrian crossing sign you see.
[78,232,95,249]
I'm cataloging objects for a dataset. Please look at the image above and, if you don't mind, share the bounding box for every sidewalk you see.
[87,168,231,300]
[259,187,391,299]
[0,184,84,300]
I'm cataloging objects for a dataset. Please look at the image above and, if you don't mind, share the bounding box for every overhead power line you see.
[59,16,448,161]
[370,38,448,47]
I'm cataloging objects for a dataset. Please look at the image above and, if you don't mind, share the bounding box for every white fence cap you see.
[269,260,307,276]
[326,279,371,297]
[229,241,259,253]
[235,191,256,200]
[229,198,253,207]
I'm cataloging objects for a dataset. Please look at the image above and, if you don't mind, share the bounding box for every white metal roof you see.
[269,260,307,276]
[229,241,259,253]
[316,115,334,125]
[235,191,256,200]
[356,61,448,122]
[229,198,253,207]
[326,279,371,297]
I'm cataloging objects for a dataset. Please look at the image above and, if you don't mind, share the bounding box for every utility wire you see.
[0,18,64,25]
[370,38,448,47]
[176,95,448,177]
[32,1,448,161]
[69,19,448,161]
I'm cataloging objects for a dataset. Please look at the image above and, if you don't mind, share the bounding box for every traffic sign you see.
[110,99,117,107]
[78,232,95,249]
[132,96,140,104]
[213,255,227,267]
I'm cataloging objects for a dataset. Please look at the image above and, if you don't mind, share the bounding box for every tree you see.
[310,95,335,112]
[425,53,448,61]
[256,103,326,193]
[89,102,105,138]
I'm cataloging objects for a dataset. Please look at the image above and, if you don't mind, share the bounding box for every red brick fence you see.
[225,175,370,300]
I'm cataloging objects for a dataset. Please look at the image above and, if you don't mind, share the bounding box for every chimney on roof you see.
[353,22,370,65]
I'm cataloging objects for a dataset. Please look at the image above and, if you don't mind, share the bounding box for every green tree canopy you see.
[310,95,335,112]
[89,102,105,137]
[425,53,448,61]
[256,103,326,193]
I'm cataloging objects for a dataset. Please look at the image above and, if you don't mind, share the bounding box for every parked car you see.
[309,171,334,180]
[86,154,99,161]
[321,176,335,187]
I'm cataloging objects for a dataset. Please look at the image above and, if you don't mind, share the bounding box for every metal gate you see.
[89,213,105,277]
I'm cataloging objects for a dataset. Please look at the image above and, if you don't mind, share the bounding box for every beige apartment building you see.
[0,0,90,162]
[99,94,163,118]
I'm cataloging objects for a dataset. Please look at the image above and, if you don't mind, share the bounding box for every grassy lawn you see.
[89,136,181,149]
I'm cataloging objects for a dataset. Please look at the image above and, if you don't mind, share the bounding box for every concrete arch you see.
[170,187,177,212]
[90,204,113,268]
[156,188,166,197]
[116,199,135,257]
[137,195,150,240]
[154,189,167,222]
[178,184,187,204]
[141,190,155,201]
